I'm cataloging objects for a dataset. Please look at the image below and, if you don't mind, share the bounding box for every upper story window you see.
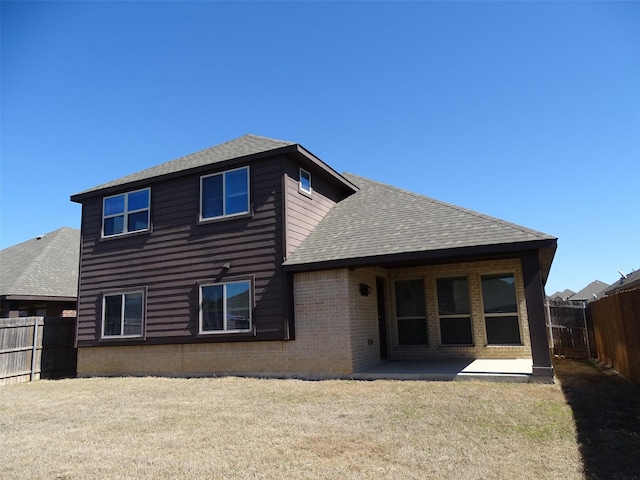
[201,166,250,221]
[299,167,312,195]
[103,188,150,237]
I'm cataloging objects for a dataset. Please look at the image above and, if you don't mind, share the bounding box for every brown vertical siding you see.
[76,158,288,346]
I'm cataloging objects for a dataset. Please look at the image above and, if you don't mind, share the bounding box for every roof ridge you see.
[242,133,296,145]
[343,173,552,240]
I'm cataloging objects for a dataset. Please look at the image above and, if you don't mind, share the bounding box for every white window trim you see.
[480,272,523,346]
[299,167,312,195]
[199,166,250,222]
[198,278,253,335]
[101,290,145,339]
[102,187,151,238]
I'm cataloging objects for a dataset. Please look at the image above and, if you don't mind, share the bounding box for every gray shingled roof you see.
[284,173,556,267]
[548,289,576,300]
[568,280,609,302]
[605,268,640,294]
[0,227,80,298]
[72,134,295,199]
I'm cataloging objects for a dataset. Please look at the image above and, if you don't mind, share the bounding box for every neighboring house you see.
[70,135,557,379]
[547,289,575,302]
[568,280,609,302]
[0,227,79,318]
[605,269,640,295]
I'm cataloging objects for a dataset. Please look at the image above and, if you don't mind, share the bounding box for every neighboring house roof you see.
[548,289,575,301]
[71,134,358,201]
[0,227,80,300]
[284,173,557,279]
[605,268,640,295]
[568,280,609,302]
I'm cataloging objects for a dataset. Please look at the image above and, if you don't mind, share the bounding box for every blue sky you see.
[1,1,638,295]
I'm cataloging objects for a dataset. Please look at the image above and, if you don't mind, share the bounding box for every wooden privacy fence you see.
[0,316,77,386]
[546,302,593,358]
[590,289,640,384]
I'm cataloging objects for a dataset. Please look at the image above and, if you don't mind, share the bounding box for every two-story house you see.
[71,135,557,380]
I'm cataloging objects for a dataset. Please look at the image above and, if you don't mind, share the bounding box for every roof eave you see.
[70,143,357,203]
[283,238,558,276]
[293,144,359,193]
[1,295,77,302]
[70,144,300,203]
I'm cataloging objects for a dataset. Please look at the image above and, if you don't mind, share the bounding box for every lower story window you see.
[481,273,521,345]
[437,276,473,345]
[395,279,427,345]
[200,279,252,334]
[102,291,144,338]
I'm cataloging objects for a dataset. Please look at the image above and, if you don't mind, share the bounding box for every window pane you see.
[104,195,125,216]
[440,317,473,345]
[202,285,224,331]
[481,274,517,313]
[104,216,124,236]
[398,319,428,345]
[128,211,149,232]
[104,295,122,336]
[225,168,249,215]
[123,293,143,335]
[300,170,311,192]
[485,316,521,344]
[202,175,224,218]
[226,281,250,330]
[395,280,425,317]
[128,190,149,211]
[437,277,469,315]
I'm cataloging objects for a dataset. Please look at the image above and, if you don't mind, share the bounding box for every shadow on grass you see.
[554,358,640,480]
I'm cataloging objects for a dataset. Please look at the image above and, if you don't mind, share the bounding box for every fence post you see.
[30,318,39,381]
[545,302,555,350]
[581,302,591,359]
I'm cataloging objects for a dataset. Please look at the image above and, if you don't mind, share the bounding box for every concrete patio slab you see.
[353,358,535,383]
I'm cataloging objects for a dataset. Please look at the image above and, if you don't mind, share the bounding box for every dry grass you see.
[0,376,582,479]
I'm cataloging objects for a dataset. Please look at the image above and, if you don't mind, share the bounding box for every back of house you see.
[71,135,557,380]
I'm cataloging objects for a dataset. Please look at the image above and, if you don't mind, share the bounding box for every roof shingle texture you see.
[0,227,80,298]
[569,280,609,301]
[284,173,555,266]
[73,134,295,197]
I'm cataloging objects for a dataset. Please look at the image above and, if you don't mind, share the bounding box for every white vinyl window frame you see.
[102,187,151,238]
[198,278,253,335]
[199,166,250,222]
[299,167,312,195]
[101,289,146,339]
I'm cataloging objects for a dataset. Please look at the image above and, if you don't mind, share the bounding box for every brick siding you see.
[78,259,533,377]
